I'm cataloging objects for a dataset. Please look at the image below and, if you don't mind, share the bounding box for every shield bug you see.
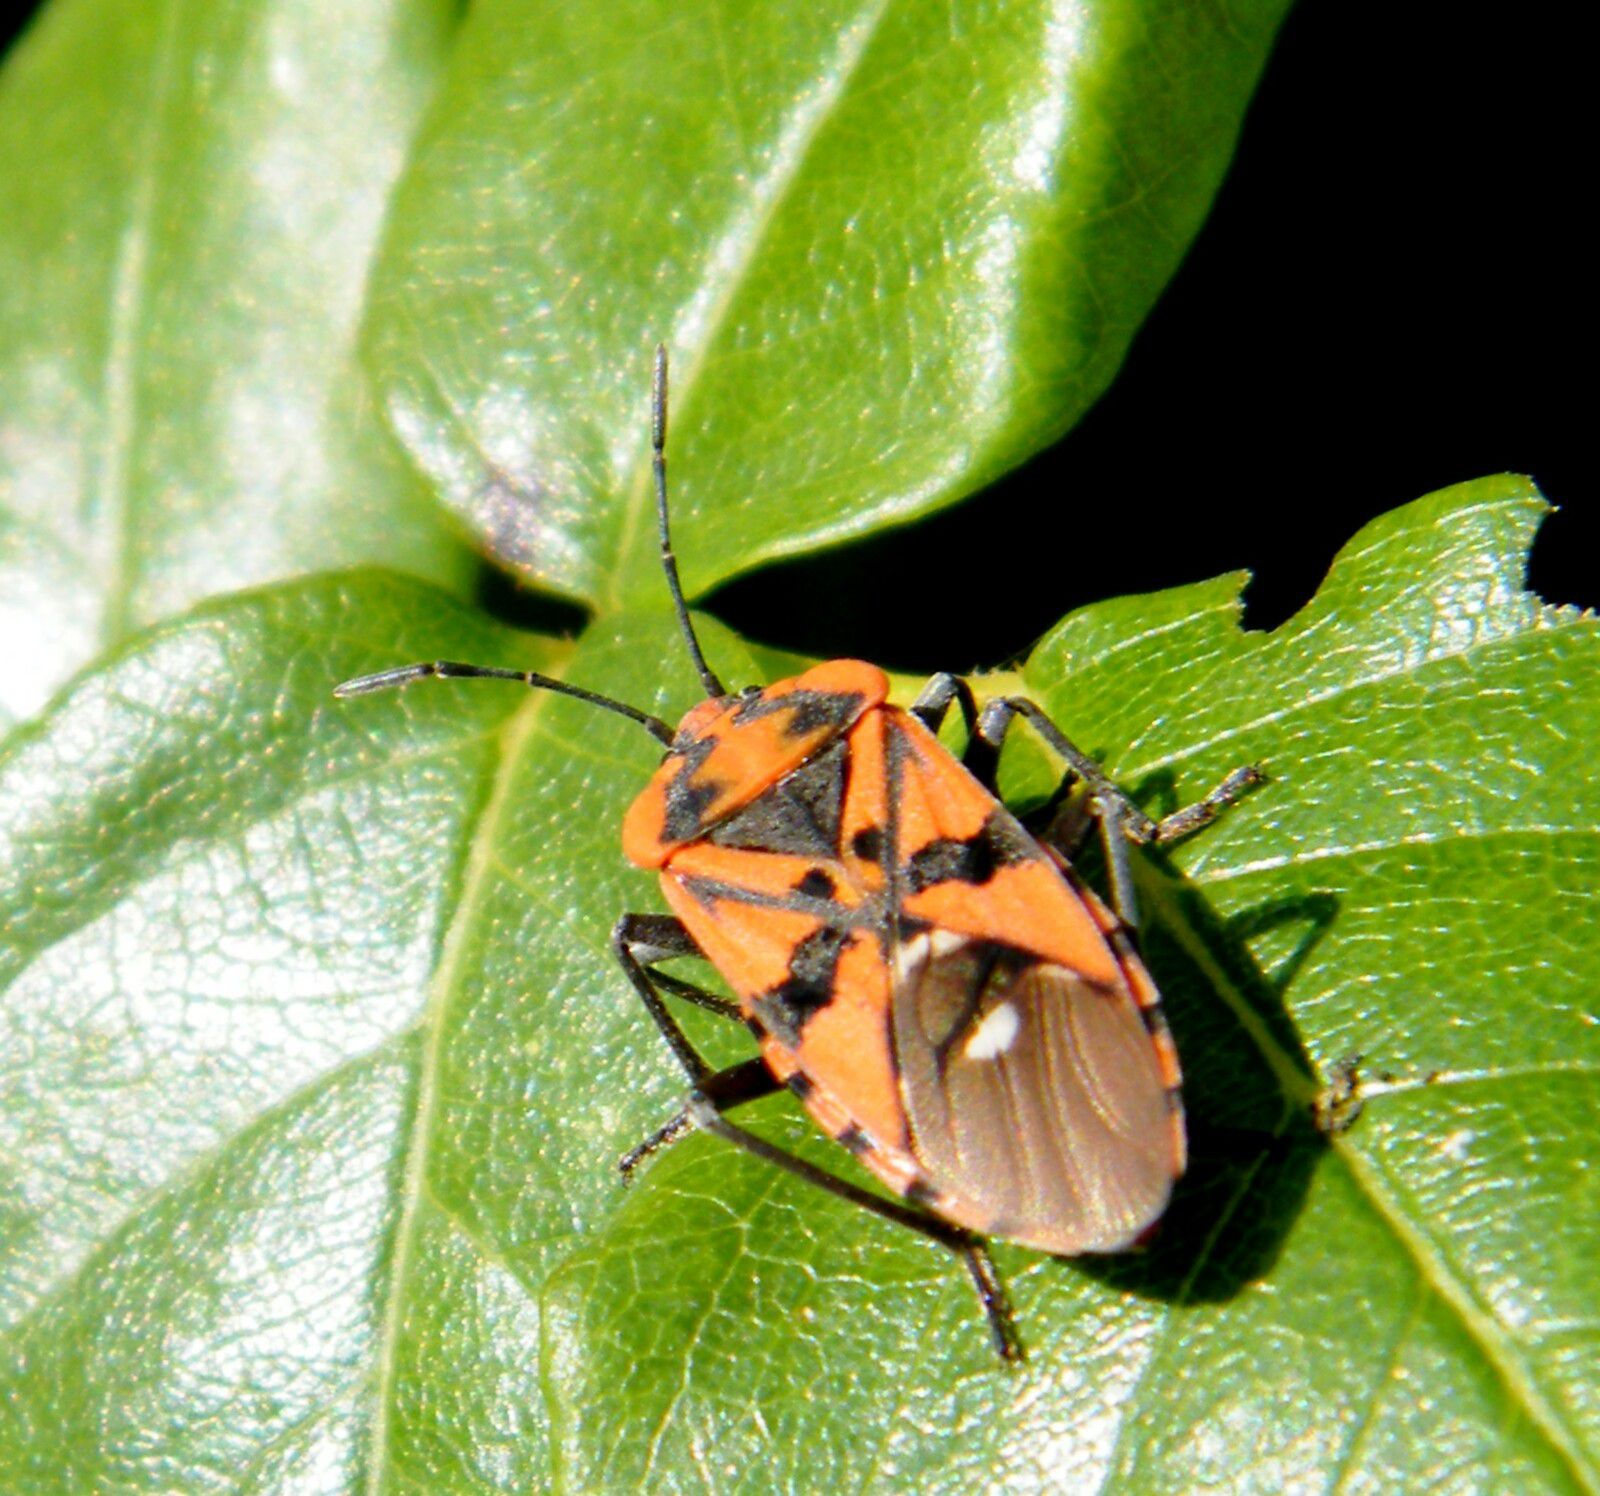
[336,348,1261,1360]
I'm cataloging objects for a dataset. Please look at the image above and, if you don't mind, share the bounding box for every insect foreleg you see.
[909,672,979,741]
[972,697,1262,929]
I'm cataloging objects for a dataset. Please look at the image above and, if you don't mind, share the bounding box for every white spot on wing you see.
[964,1002,1021,1061]
[890,928,967,981]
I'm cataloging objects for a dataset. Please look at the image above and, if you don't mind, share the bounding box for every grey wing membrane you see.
[891,933,1181,1255]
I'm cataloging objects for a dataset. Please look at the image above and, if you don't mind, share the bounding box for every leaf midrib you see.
[97,0,181,647]
[1335,1145,1596,1490]
[361,688,548,1494]
[602,0,897,613]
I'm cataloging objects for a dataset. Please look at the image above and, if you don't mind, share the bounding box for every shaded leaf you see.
[2,477,1594,1491]
[362,0,1293,606]
[0,0,473,727]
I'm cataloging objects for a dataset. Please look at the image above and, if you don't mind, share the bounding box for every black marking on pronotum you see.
[904,1179,941,1211]
[708,740,848,857]
[751,924,851,1045]
[660,731,728,843]
[904,810,1035,893]
[732,687,865,739]
[850,826,884,864]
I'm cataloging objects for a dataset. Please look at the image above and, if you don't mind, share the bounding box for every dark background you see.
[716,1,1592,670]
[4,2,1586,673]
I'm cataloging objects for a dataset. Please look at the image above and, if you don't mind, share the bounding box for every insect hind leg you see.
[611,914,1023,1362]
[682,1096,1024,1363]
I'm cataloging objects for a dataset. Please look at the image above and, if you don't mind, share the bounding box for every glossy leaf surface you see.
[0,0,472,726]
[2,478,1594,1492]
[362,0,1292,606]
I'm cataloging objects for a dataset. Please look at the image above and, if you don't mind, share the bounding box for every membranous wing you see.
[885,708,1185,1254]
[891,929,1182,1254]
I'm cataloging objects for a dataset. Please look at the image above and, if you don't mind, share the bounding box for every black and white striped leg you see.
[611,912,1023,1362]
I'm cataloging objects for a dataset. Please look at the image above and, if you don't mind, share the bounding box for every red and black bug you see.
[336,348,1260,1360]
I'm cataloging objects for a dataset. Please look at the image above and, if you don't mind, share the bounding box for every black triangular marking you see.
[708,738,848,857]
[732,687,864,738]
[660,731,726,843]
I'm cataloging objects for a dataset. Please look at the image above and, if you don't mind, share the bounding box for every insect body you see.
[336,348,1260,1360]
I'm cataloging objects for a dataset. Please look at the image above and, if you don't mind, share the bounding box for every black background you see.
[4,2,1587,673]
[716,1,1591,670]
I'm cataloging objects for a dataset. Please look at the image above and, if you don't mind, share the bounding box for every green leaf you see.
[2,477,1595,1491]
[362,0,1292,608]
[0,0,474,728]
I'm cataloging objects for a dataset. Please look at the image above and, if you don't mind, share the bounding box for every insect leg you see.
[613,916,1023,1360]
[1146,764,1265,844]
[612,913,728,1085]
[613,913,766,1178]
[974,697,1261,928]
[620,1058,778,1181]
[970,697,1148,922]
[909,673,979,739]
[611,913,746,1021]
[638,967,743,1023]
[683,1097,1023,1361]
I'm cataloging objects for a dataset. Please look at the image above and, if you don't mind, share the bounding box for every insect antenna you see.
[651,344,727,700]
[332,347,727,744]
[332,661,675,746]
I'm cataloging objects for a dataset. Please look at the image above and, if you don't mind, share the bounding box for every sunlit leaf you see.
[2,478,1593,1492]
[0,0,473,726]
[363,0,1293,606]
